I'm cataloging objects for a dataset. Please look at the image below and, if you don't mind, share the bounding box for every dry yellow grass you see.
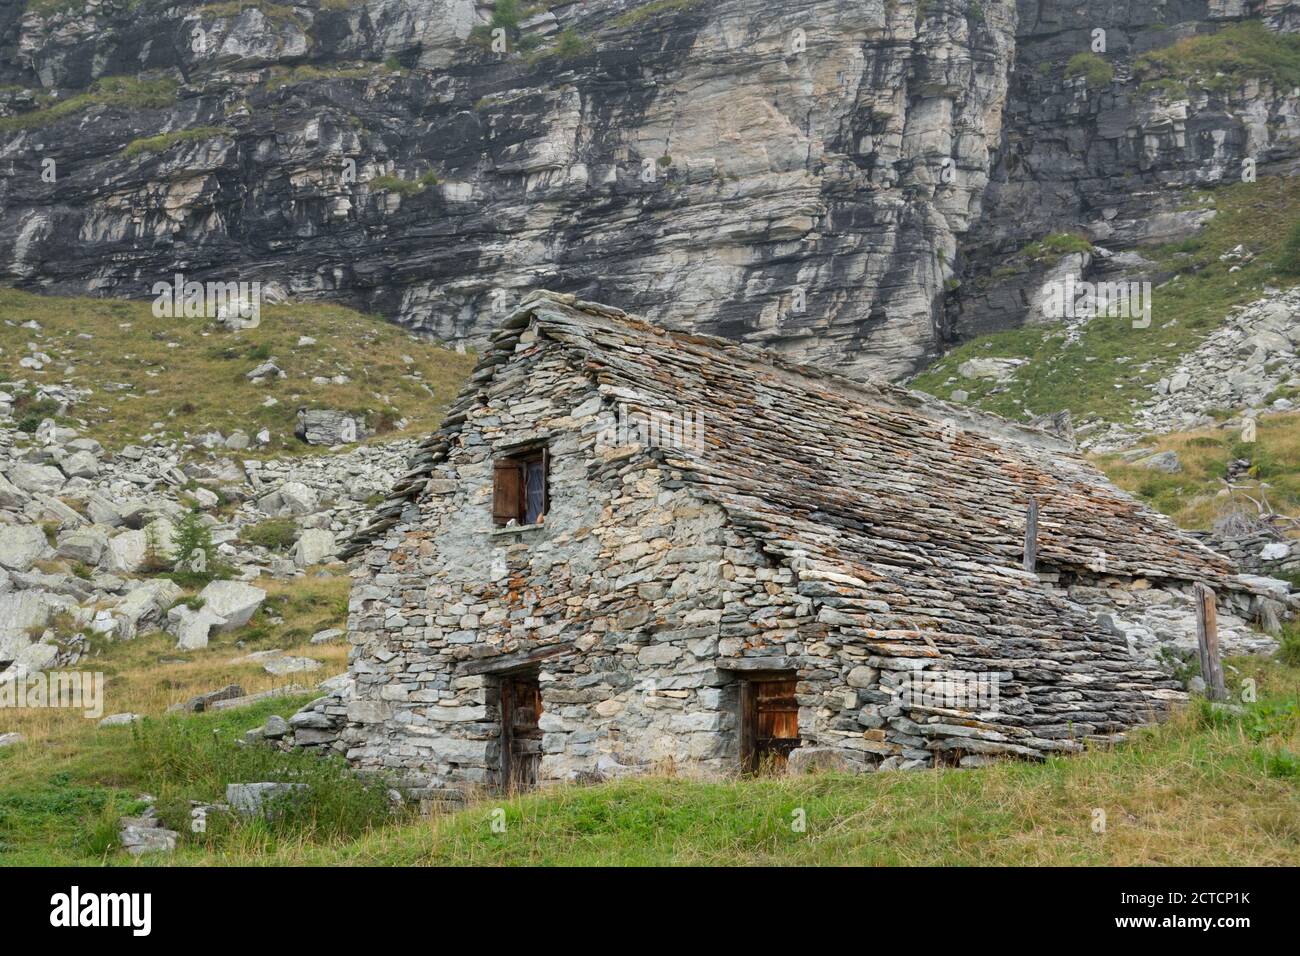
[0,286,476,455]
[1093,410,1300,533]
[0,576,348,763]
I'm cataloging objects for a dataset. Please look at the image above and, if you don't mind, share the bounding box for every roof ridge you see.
[522,291,1077,455]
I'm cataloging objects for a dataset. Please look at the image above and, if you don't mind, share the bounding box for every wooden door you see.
[740,676,800,774]
[499,674,543,792]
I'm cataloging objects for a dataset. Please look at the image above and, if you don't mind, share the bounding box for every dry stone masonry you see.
[296,291,1289,798]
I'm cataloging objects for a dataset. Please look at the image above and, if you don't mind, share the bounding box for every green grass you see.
[369,171,438,196]
[612,0,703,29]
[1280,221,1300,277]
[2,581,1296,865]
[0,286,475,455]
[198,1,305,26]
[912,174,1300,423]
[0,76,177,133]
[86,658,1300,864]
[524,28,594,65]
[1021,232,1094,262]
[0,575,357,864]
[238,517,299,552]
[121,127,232,158]
[1093,412,1300,530]
[1136,21,1300,96]
[1064,51,1114,88]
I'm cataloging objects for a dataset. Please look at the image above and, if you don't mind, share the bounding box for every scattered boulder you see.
[197,580,267,632]
[6,462,65,495]
[241,651,322,676]
[98,713,142,728]
[246,361,285,382]
[956,357,1022,382]
[118,807,178,856]
[0,472,29,508]
[0,732,24,748]
[168,684,246,714]
[225,782,308,817]
[1136,450,1182,473]
[258,481,319,517]
[291,528,336,567]
[102,529,149,573]
[60,450,100,479]
[296,408,365,446]
[55,528,108,565]
[0,590,59,660]
[0,525,49,572]
[111,579,184,640]
[166,603,228,650]
[310,627,344,645]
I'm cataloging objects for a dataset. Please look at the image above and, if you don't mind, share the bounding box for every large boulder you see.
[82,492,124,527]
[258,481,319,517]
[226,782,307,817]
[295,408,365,446]
[60,450,100,479]
[0,525,50,571]
[957,357,1023,382]
[5,463,65,495]
[56,527,108,565]
[291,528,336,567]
[0,590,59,660]
[0,472,29,508]
[166,603,228,651]
[198,580,266,632]
[112,580,184,640]
[4,640,60,677]
[102,529,149,573]
[1136,450,1182,473]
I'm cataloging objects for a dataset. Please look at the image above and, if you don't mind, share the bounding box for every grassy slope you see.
[1091,411,1300,532]
[2,654,1294,866]
[0,287,476,454]
[0,576,352,865]
[913,175,1300,424]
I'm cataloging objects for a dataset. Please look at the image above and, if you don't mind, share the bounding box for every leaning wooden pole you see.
[1194,583,1227,701]
[1023,498,1039,573]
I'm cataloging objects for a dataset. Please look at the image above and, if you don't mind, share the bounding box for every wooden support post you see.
[1194,583,1227,701]
[1023,498,1038,574]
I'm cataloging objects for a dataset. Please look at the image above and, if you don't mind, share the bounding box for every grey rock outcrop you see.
[296,409,366,446]
[3,4,1296,382]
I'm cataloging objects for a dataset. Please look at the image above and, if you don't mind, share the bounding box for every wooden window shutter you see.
[493,459,523,525]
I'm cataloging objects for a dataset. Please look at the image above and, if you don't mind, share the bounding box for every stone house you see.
[304,291,1282,798]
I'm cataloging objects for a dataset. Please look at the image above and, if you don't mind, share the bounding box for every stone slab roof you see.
[346,290,1238,593]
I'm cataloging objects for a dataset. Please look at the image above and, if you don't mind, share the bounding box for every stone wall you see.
[308,319,1240,796]
[336,339,806,795]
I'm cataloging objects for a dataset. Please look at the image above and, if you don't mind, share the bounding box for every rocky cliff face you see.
[0,0,1297,380]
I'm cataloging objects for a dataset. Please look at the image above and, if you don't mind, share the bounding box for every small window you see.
[493,447,549,527]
